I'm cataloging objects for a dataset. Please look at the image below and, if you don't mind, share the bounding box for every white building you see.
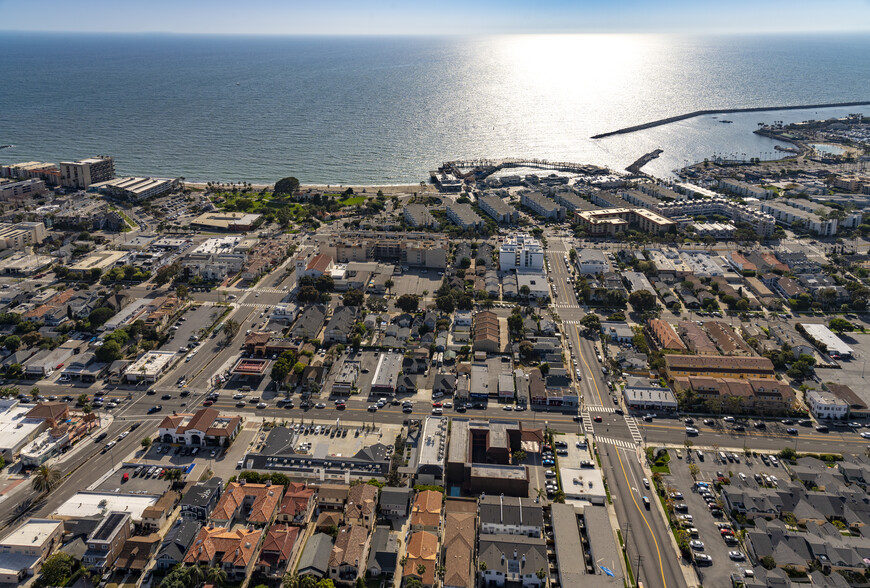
[575,249,608,275]
[806,390,849,421]
[182,236,247,281]
[717,179,774,200]
[0,519,63,584]
[0,399,48,462]
[499,234,544,272]
[800,323,853,357]
[125,351,178,383]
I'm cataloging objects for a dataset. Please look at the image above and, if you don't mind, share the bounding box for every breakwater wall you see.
[591,101,870,139]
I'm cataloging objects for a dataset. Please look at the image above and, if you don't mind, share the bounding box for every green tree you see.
[38,553,75,587]
[396,294,420,313]
[629,290,657,311]
[31,464,62,494]
[206,566,227,587]
[513,450,527,463]
[223,319,240,345]
[405,578,424,588]
[95,340,123,363]
[760,555,776,570]
[343,288,364,307]
[580,313,601,336]
[141,437,152,449]
[88,307,115,328]
[176,284,189,300]
[274,176,300,196]
[829,317,854,333]
[3,335,20,352]
[315,579,336,588]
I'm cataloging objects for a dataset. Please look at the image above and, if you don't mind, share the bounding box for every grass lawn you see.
[339,196,367,206]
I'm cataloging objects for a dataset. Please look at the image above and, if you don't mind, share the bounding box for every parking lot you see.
[391,270,443,298]
[657,447,783,585]
[94,463,174,494]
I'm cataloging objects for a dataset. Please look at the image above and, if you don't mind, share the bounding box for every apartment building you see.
[648,319,686,351]
[60,156,115,189]
[575,208,675,236]
[446,202,485,229]
[329,231,448,269]
[93,176,178,201]
[403,204,439,228]
[83,512,132,571]
[520,191,565,220]
[717,178,774,199]
[664,355,776,381]
[0,179,47,201]
[498,233,543,272]
[0,222,47,250]
[760,200,839,235]
[655,197,775,237]
[478,194,518,224]
[0,162,61,186]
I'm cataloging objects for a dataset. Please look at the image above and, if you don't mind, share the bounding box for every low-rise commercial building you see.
[93,176,178,201]
[190,211,261,231]
[125,351,177,383]
[622,377,678,411]
[800,323,853,357]
[157,408,242,447]
[0,519,63,584]
[806,389,849,421]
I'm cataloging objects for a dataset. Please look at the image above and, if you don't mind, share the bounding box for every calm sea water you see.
[1,32,869,184]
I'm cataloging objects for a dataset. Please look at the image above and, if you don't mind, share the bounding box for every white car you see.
[234,393,246,399]
[257,402,267,409]
[689,540,704,550]
[729,551,746,561]
[861,432,870,439]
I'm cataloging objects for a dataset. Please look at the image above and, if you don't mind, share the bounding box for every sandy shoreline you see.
[185,182,436,195]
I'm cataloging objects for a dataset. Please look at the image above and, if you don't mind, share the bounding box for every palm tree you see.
[223,319,240,345]
[300,575,318,588]
[186,564,206,586]
[206,566,227,587]
[31,465,61,494]
[283,572,301,588]
[416,563,427,576]
[536,568,547,581]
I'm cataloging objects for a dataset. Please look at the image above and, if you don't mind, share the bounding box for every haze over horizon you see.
[2,0,870,35]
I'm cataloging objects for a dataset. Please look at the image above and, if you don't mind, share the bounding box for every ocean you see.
[1,32,869,184]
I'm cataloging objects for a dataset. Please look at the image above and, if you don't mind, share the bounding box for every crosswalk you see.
[237,303,274,309]
[585,405,613,413]
[624,415,644,445]
[595,436,637,450]
[581,412,594,435]
[552,303,580,309]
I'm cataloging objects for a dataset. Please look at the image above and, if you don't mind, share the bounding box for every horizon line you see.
[3,28,870,37]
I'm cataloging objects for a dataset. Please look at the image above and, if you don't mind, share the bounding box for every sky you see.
[1,0,870,35]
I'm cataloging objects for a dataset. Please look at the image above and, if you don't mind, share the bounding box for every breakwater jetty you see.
[626,149,663,175]
[591,100,870,139]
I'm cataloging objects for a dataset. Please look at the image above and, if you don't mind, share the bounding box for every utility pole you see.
[635,554,644,587]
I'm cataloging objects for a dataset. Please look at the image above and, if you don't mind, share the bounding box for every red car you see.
[432,402,443,408]
[593,416,603,423]
[203,400,214,406]
[121,473,129,483]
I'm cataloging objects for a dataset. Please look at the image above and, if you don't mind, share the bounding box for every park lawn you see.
[339,196,367,206]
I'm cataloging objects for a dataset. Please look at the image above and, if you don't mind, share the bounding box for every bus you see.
[212,322,224,337]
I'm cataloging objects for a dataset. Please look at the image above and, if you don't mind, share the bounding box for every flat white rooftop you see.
[0,403,44,453]
[51,491,159,520]
[0,519,61,548]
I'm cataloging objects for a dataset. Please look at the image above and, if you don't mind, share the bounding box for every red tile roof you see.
[184,526,262,568]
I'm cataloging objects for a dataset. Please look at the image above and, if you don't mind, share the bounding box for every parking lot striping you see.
[612,445,669,588]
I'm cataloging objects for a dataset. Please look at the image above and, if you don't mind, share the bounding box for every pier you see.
[434,158,610,183]
[590,100,870,139]
[625,148,663,175]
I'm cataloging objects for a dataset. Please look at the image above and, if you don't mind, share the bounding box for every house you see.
[209,481,282,527]
[114,534,160,573]
[478,534,548,588]
[83,512,132,571]
[366,526,399,580]
[410,490,443,533]
[328,525,370,585]
[183,526,263,583]
[277,482,316,525]
[378,487,412,519]
[315,511,344,533]
[403,531,439,588]
[324,306,357,344]
[478,495,544,537]
[256,524,301,579]
[0,518,63,584]
[297,533,334,579]
[345,483,379,529]
[178,478,223,521]
[140,490,180,533]
[396,374,418,395]
[442,499,477,588]
[318,484,349,512]
[433,373,456,398]
[155,519,201,570]
[473,311,501,354]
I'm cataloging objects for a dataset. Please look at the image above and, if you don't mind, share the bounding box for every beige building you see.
[60,156,115,189]
[576,208,675,236]
[0,222,47,250]
[0,518,63,583]
[0,179,47,201]
[68,250,127,276]
[329,231,447,269]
